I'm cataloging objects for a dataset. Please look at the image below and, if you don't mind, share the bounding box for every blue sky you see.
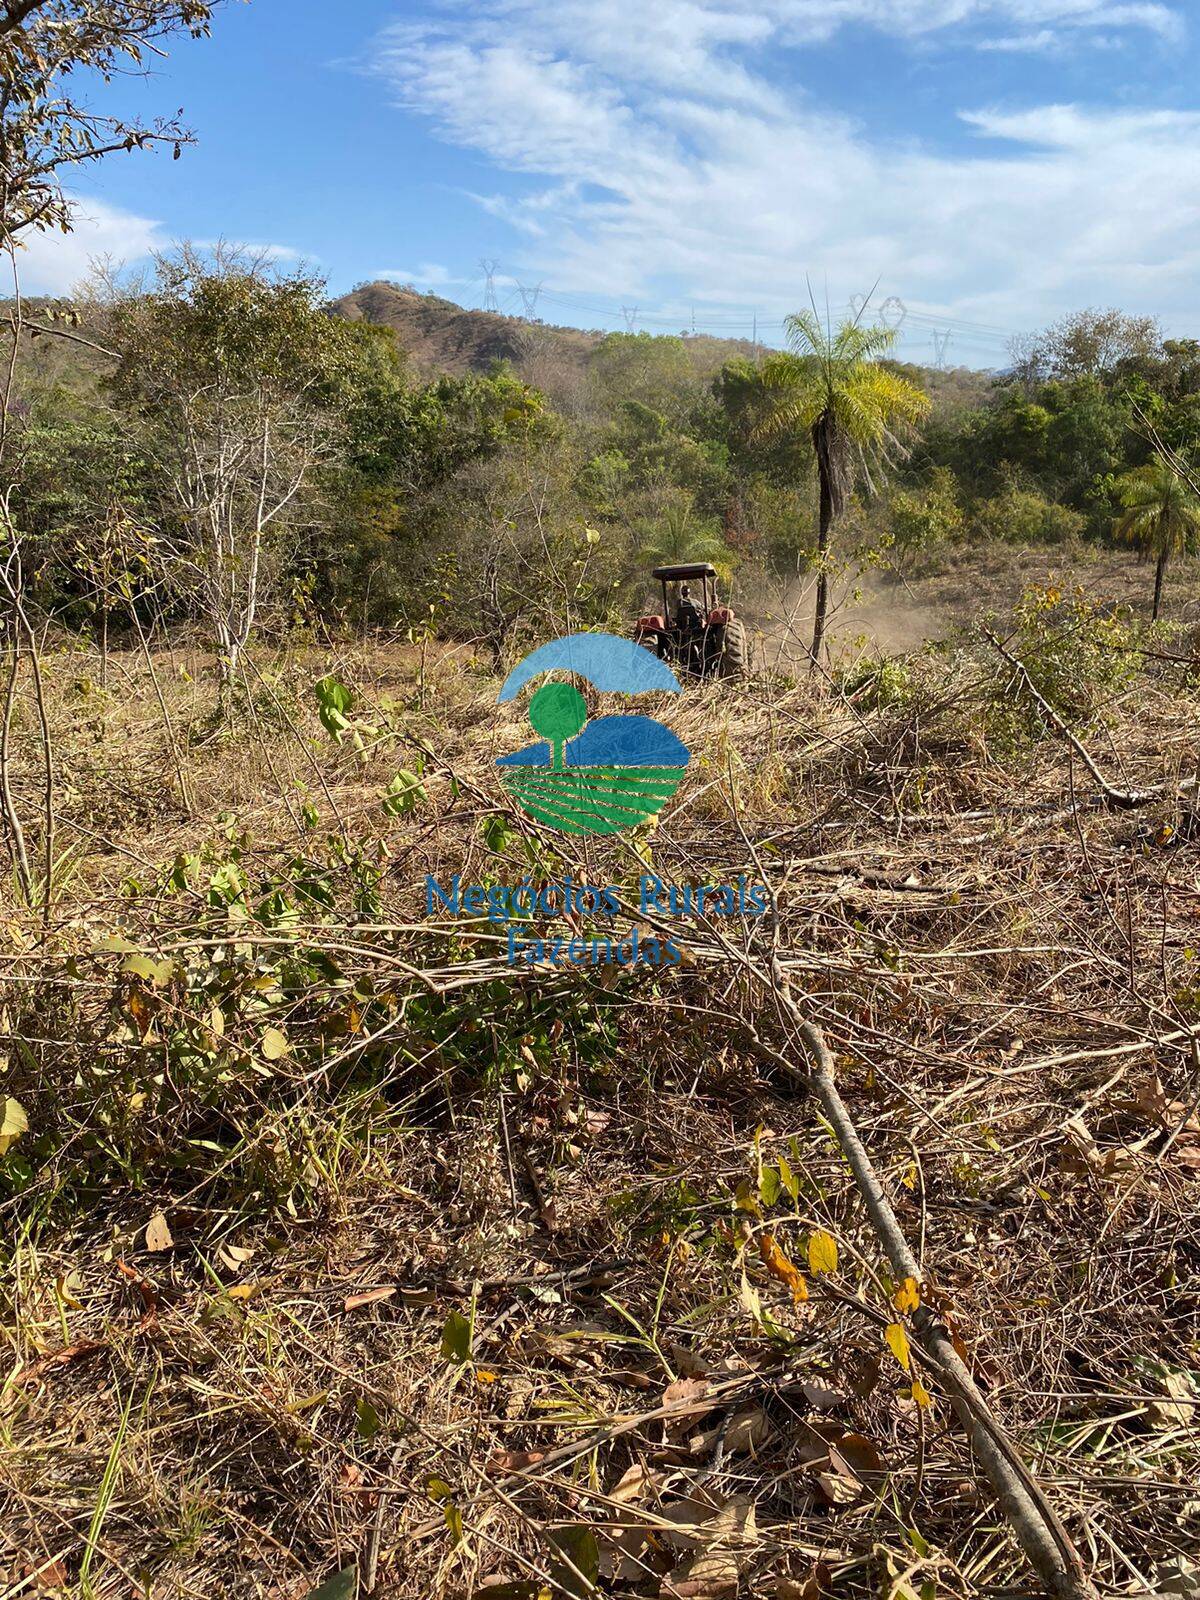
[20,0,1200,367]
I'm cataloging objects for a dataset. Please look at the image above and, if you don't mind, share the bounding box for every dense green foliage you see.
[6,290,1200,660]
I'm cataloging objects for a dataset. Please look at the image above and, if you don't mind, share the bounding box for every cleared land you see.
[2,567,1200,1600]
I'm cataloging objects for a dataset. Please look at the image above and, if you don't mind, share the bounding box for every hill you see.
[3,282,997,417]
[329,282,994,411]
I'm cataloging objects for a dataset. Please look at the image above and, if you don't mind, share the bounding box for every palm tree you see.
[759,312,929,665]
[1113,458,1200,621]
[635,491,732,576]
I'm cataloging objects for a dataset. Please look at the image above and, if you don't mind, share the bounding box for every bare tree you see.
[104,247,360,698]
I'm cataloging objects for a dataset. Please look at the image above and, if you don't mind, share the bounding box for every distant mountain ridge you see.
[3,281,994,413]
[328,281,992,409]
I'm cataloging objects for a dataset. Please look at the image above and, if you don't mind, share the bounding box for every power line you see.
[491,281,1026,358]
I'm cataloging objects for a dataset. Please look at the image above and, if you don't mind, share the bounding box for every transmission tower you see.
[516,281,543,321]
[932,329,952,370]
[479,259,500,314]
[879,295,907,332]
[621,304,639,332]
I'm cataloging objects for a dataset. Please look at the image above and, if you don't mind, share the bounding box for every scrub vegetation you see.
[3,6,1200,1600]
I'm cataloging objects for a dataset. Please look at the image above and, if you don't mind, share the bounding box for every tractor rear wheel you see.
[717,618,749,679]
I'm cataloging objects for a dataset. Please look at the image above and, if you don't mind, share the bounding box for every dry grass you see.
[2,580,1200,1600]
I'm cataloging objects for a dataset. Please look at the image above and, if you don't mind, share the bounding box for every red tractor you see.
[633,562,750,680]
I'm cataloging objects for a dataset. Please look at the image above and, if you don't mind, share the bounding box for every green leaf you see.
[121,954,175,987]
[441,1309,472,1365]
[483,813,512,853]
[315,676,354,737]
[302,1568,357,1600]
[807,1229,839,1275]
[0,1097,29,1156]
[777,1154,799,1201]
[315,675,352,714]
[356,1396,380,1440]
[546,1525,600,1599]
[382,770,427,817]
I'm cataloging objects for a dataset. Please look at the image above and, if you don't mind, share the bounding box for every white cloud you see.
[10,196,165,295]
[977,27,1061,47]
[373,0,1198,356]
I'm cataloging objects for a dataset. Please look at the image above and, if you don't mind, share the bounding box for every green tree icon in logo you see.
[528,682,586,771]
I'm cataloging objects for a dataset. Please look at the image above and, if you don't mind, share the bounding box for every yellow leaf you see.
[227,1283,259,1301]
[893,1276,921,1313]
[760,1233,809,1303]
[144,1210,174,1252]
[475,1368,497,1385]
[807,1229,839,1275]
[911,1379,932,1408]
[0,1096,28,1156]
[885,1322,911,1372]
[261,1026,289,1061]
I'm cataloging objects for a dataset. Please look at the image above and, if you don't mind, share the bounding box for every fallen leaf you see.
[662,1374,712,1432]
[144,1211,174,1252]
[441,1308,472,1364]
[807,1229,839,1275]
[885,1322,911,1372]
[13,1338,107,1387]
[815,1467,862,1505]
[666,1498,758,1592]
[836,1432,885,1478]
[486,1448,546,1475]
[32,1559,68,1590]
[776,1565,830,1600]
[610,1462,664,1503]
[671,1548,740,1598]
[760,1234,808,1303]
[911,1379,933,1408]
[1146,1369,1197,1428]
[1151,1556,1200,1597]
[722,1405,771,1455]
[343,1286,395,1311]
[801,1378,848,1411]
[598,1522,653,1583]
[226,1283,259,1302]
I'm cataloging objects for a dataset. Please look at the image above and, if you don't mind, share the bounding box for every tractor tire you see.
[717,618,749,679]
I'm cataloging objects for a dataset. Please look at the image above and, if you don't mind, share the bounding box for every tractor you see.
[633,562,750,680]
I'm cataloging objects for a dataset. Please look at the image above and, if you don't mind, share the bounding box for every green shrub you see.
[971,486,1085,545]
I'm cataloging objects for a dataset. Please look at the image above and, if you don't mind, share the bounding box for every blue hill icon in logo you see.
[496,633,690,836]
